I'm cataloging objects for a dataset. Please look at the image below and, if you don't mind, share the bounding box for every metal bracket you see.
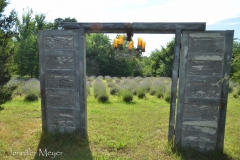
[124,22,133,41]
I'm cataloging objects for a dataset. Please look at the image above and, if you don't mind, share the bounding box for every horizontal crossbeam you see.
[62,22,206,34]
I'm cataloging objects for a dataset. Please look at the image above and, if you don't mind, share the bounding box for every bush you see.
[156,91,164,98]
[89,75,96,81]
[98,95,109,102]
[96,75,103,80]
[150,90,156,95]
[118,80,135,103]
[110,88,118,95]
[137,92,146,99]
[135,80,149,99]
[0,85,17,105]
[24,93,38,101]
[233,93,239,98]
[104,76,112,82]
[123,94,133,102]
[150,79,168,99]
[12,78,40,98]
[136,86,146,99]
[115,79,121,84]
[108,82,116,88]
[164,92,171,103]
[93,80,109,102]
[133,90,137,95]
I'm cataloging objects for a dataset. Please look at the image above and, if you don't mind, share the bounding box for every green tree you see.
[138,56,152,77]
[140,39,174,77]
[15,9,49,78]
[86,33,138,77]
[231,39,240,83]
[0,0,17,105]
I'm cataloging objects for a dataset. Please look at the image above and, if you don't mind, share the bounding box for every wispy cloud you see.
[225,22,240,25]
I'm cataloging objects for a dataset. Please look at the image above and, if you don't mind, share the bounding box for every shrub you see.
[150,79,167,99]
[115,79,121,84]
[93,80,109,102]
[135,80,151,99]
[24,93,38,101]
[0,85,17,105]
[150,90,156,95]
[137,92,146,99]
[98,95,109,102]
[110,88,118,95]
[104,76,112,82]
[118,79,135,102]
[108,82,116,88]
[233,93,239,98]
[87,80,92,87]
[156,91,164,98]
[89,75,96,81]
[133,90,137,95]
[141,79,151,92]
[96,75,103,80]
[135,85,146,99]
[13,78,40,98]
[121,79,137,91]
[164,92,171,103]
[123,94,133,102]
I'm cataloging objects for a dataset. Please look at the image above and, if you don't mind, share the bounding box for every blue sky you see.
[5,0,240,56]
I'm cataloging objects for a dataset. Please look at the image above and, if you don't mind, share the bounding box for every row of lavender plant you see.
[87,75,172,103]
[7,76,171,103]
[7,78,40,101]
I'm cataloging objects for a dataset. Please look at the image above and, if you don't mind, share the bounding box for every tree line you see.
[1,0,240,105]
[4,7,177,78]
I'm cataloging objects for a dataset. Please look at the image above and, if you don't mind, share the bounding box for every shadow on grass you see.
[34,132,93,160]
[169,144,233,160]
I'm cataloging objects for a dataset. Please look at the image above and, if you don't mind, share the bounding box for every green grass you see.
[0,93,240,159]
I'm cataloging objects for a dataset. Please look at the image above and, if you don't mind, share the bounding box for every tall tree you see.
[139,39,174,77]
[86,33,138,77]
[15,9,49,78]
[0,0,17,105]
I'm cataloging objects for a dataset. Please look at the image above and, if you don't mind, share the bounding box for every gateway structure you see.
[38,22,234,152]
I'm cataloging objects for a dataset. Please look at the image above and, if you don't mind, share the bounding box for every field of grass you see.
[0,77,239,159]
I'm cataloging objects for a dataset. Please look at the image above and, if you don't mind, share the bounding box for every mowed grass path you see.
[0,93,239,159]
